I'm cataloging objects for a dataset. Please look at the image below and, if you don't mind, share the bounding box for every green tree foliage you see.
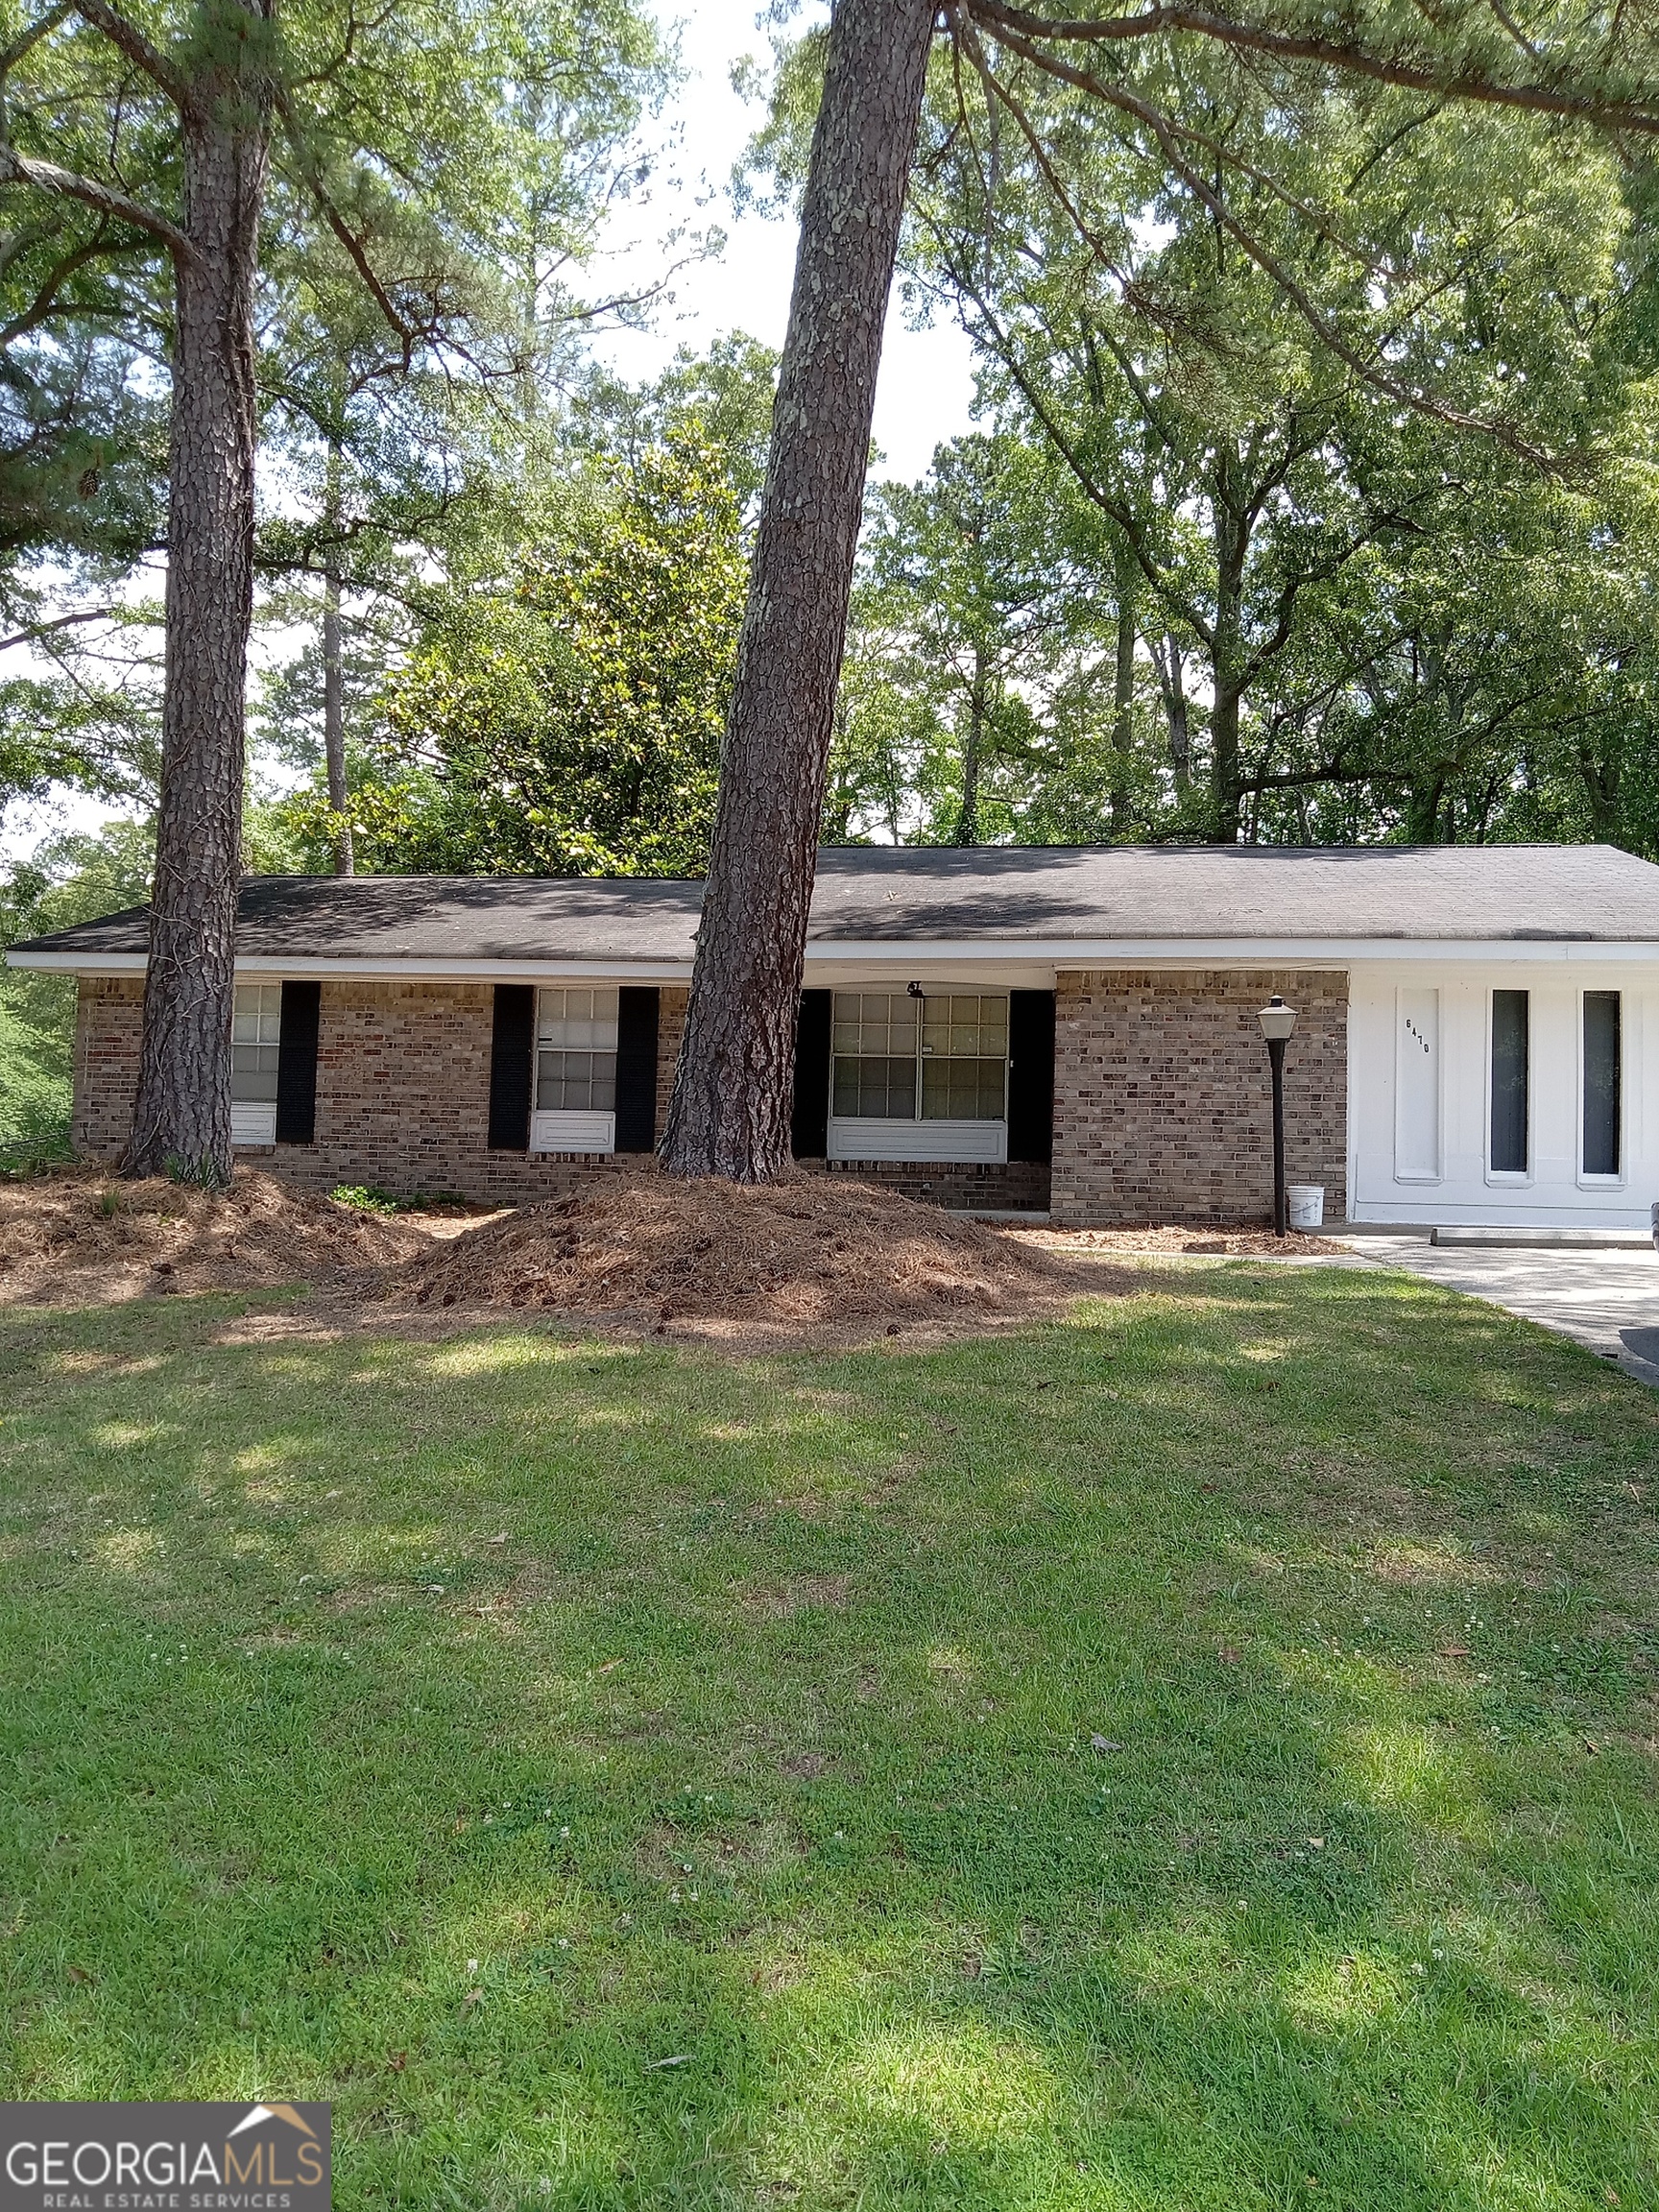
[259,338,776,878]
[326,435,747,877]
[573,332,780,519]
[908,37,1659,844]
[0,0,671,878]
[746,19,1659,857]
[246,3,677,872]
[0,611,164,821]
[839,431,1098,843]
[0,820,153,1165]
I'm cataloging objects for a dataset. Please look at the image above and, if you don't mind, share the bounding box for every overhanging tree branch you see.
[0,2,73,79]
[0,141,201,263]
[969,13,1566,463]
[0,223,132,344]
[271,90,417,366]
[69,0,195,111]
[0,605,116,651]
[964,1,1659,135]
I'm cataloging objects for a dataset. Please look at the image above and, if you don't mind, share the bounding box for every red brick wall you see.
[70,968,1344,1223]
[71,976,144,1160]
[68,978,698,1206]
[1050,968,1348,1226]
[808,1159,1050,1211]
[656,986,686,1145]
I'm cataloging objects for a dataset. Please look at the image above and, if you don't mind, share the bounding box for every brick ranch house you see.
[12,842,1659,1228]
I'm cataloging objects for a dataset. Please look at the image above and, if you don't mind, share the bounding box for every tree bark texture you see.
[1208,471,1245,844]
[124,42,271,1180]
[955,644,986,846]
[1110,561,1135,833]
[323,437,354,875]
[660,0,937,1181]
[1154,631,1190,790]
[324,568,353,875]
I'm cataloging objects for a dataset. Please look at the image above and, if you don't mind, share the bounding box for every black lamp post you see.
[1256,994,1298,1238]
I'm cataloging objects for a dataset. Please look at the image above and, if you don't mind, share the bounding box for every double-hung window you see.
[828,990,1008,1163]
[532,987,618,1153]
[1582,991,1623,1180]
[230,983,281,1145]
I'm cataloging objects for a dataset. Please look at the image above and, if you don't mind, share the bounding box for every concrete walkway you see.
[1347,1233,1659,1388]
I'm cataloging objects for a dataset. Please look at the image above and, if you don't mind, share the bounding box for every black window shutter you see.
[1007,989,1056,1164]
[614,986,661,1153]
[275,979,322,1145]
[791,990,832,1159]
[488,984,535,1152]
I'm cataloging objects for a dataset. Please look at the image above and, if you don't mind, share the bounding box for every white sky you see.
[586,0,978,478]
[1,0,980,863]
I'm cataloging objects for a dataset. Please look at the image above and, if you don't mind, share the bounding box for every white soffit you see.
[12,937,1659,978]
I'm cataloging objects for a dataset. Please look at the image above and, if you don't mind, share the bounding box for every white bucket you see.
[1286,1184,1325,1231]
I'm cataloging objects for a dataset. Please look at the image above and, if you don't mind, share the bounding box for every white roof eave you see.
[12,934,1659,980]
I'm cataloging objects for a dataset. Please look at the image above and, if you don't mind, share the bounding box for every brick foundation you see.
[1049,968,1348,1226]
[807,1159,1050,1211]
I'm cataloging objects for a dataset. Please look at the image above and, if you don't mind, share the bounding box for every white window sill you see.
[1485,1169,1531,1188]
[828,1117,1006,1165]
[231,1103,277,1146]
[531,1109,615,1155]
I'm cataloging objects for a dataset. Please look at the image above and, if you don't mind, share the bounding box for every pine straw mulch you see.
[369,1169,1134,1339]
[0,1164,1343,1343]
[0,1167,433,1307]
[1032,1223,1346,1260]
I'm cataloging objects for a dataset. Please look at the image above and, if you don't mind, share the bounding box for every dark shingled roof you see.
[14,843,1659,964]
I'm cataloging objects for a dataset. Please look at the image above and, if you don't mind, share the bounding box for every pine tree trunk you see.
[324,567,353,876]
[1209,475,1245,845]
[1155,631,1190,790]
[1110,565,1136,833]
[956,648,986,847]
[661,0,936,1181]
[1211,683,1242,843]
[123,72,270,1181]
[323,436,353,876]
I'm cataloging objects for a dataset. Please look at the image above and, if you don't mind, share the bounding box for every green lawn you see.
[1,1266,1655,2210]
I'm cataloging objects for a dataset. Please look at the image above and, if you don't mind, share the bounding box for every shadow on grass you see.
[0,1266,1653,2209]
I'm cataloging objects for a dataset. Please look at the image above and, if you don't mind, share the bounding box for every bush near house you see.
[0,824,152,1169]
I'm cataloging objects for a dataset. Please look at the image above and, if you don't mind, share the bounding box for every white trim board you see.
[15,937,1659,981]
[529,1109,614,1156]
[230,1102,277,1147]
[812,938,1659,966]
[4,951,695,981]
[827,1117,1007,1165]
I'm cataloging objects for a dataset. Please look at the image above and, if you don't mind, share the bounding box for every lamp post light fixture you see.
[1256,994,1298,1238]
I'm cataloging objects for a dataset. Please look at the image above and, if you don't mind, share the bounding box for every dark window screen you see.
[1489,991,1528,1174]
[1583,993,1622,1176]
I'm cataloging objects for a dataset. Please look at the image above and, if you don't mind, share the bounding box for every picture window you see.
[831,992,1007,1122]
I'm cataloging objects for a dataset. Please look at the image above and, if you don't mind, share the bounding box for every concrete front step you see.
[1431,1225,1654,1252]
